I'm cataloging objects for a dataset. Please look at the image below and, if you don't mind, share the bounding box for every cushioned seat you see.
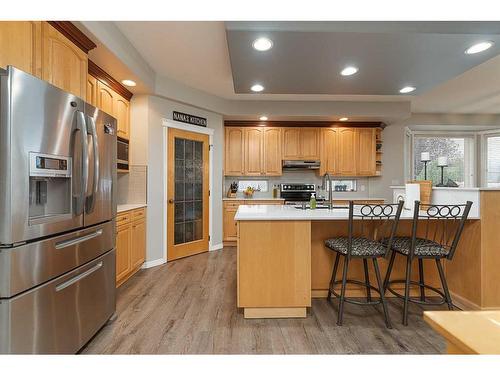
[391,237,449,257]
[325,237,387,257]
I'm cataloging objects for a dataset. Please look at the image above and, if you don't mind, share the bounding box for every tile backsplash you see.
[117,165,147,204]
[224,171,373,199]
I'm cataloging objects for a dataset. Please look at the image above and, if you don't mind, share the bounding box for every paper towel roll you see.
[405,183,421,212]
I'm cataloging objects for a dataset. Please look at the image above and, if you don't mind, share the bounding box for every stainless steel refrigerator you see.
[0,66,117,354]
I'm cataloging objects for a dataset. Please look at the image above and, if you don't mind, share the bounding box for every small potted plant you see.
[243,186,255,198]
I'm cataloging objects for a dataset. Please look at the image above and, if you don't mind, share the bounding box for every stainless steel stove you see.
[280,183,320,205]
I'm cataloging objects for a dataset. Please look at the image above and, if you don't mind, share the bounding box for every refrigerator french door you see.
[0,66,117,353]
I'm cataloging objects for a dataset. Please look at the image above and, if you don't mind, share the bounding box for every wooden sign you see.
[173,111,207,127]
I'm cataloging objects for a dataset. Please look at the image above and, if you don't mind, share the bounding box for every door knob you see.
[168,199,175,204]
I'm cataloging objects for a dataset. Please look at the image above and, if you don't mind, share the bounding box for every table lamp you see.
[420,152,431,180]
[436,156,448,187]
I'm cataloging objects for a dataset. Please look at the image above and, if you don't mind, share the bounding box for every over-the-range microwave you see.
[117,137,129,171]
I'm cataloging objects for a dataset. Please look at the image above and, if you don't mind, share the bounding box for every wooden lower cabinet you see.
[116,207,147,287]
[223,200,284,245]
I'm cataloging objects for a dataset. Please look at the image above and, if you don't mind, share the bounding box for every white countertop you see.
[223,197,284,201]
[234,204,480,221]
[390,186,500,191]
[117,203,147,213]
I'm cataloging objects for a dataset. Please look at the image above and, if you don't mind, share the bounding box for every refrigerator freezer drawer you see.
[0,220,115,298]
[0,250,115,354]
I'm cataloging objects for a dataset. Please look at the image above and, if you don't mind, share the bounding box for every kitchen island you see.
[235,190,500,318]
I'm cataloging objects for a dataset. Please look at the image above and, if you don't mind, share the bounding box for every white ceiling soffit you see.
[413,54,500,113]
[115,21,234,99]
[77,21,156,94]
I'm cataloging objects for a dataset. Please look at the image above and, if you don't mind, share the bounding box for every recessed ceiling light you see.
[252,37,273,51]
[251,84,264,92]
[465,41,494,55]
[259,115,268,121]
[121,79,136,87]
[340,66,358,76]
[339,117,348,121]
[400,86,416,94]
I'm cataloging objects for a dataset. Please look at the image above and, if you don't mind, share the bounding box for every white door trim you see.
[162,119,215,263]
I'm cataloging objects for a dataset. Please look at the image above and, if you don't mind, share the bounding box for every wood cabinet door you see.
[41,23,87,99]
[114,93,130,140]
[337,128,357,176]
[96,80,114,115]
[321,128,338,175]
[86,74,97,107]
[282,128,300,159]
[300,128,320,159]
[244,128,264,176]
[223,205,238,241]
[263,128,282,175]
[116,224,131,285]
[0,21,41,77]
[130,219,146,270]
[357,128,376,176]
[224,127,244,176]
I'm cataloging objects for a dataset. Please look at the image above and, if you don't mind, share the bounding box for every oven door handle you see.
[55,261,103,292]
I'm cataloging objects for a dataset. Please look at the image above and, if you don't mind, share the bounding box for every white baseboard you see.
[209,242,223,251]
[141,258,167,269]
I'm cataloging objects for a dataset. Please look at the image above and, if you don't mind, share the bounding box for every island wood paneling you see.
[238,220,311,312]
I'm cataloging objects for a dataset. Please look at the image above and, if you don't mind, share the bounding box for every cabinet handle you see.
[168,199,175,204]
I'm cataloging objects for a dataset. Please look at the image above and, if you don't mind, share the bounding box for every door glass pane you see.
[174,137,204,245]
[487,136,500,188]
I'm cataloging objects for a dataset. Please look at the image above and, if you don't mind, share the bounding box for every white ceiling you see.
[112,21,500,115]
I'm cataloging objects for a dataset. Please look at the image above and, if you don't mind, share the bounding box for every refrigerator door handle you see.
[76,111,89,216]
[86,115,100,214]
[54,229,103,250]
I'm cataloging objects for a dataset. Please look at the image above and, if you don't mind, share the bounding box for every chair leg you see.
[327,253,340,300]
[383,251,396,292]
[403,255,413,326]
[418,258,426,302]
[436,259,454,310]
[337,256,350,326]
[373,258,392,329]
[363,258,372,302]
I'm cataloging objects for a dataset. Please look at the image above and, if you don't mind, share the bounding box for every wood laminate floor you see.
[82,247,445,354]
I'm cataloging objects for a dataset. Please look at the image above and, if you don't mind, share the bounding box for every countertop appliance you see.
[280,183,320,205]
[0,66,117,354]
[282,160,320,170]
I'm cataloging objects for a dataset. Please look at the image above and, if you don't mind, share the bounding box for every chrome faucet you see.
[322,173,333,209]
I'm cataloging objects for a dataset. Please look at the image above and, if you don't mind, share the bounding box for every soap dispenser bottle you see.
[310,192,317,210]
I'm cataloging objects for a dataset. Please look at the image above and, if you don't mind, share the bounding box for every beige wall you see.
[129,95,224,264]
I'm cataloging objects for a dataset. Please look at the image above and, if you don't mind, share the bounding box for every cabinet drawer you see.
[132,208,146,221]
[116,212,131,227]
[224,201,241,209]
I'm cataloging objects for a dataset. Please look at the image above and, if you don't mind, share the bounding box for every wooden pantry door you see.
[167,128,210,261]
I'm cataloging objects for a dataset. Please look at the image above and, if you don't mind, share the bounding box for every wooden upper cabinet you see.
[263,128,282,176]
[224,127,245,176]
[244,128,264,176]
[86,74,97,107]
[96,80,114,115]
[321,128,338,175]
[356,128,376,176]
[41,23,87,99]
[114,93,130,139]
[337,128,357,176]
[282,128,300,159]
[0,21,41,77]
[300,128,320,159]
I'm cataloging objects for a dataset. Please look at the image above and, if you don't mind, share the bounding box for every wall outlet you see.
[360,185,366,192]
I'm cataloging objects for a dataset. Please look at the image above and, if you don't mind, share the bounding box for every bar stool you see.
[325,201,404,328]
[383,200,473,326]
